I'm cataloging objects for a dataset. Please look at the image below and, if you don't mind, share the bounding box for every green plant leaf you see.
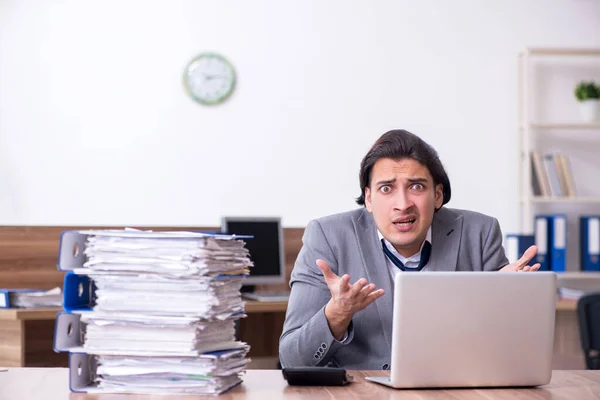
[575,81,600,101]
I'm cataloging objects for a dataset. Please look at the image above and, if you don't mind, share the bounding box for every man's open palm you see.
[316,259,384,316]
[500,245,541,272]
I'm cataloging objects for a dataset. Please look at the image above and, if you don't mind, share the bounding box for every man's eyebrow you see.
[407,177,429,183]
[374,178,396,186]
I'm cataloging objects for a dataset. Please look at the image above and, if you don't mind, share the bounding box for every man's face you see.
[365,157,443,258]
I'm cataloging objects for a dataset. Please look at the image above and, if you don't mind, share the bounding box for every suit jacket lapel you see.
[424,207,463,272]
[353,208,394,353]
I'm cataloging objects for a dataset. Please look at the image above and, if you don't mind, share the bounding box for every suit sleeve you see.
[278,219,354,367]
[482,217,510,271]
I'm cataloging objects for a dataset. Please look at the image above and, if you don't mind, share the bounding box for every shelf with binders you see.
[515,47,600,272]
[516,47,600,236]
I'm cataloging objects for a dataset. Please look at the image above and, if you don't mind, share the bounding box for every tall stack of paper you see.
[93,349,249,394]
[57,229,253,395]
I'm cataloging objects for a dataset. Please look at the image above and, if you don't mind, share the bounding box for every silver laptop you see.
[366,271,556,388]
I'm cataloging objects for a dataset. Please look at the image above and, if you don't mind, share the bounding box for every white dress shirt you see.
[378,227,432,280]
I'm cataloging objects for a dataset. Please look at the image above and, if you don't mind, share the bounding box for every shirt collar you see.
[377,225,432,261]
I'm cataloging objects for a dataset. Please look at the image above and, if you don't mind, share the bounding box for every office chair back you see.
[577,292,600,370]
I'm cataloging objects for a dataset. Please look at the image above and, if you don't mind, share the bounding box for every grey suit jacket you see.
[279,207,509,370]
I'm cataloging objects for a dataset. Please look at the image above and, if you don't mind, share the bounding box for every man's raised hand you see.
[316,259,385,340]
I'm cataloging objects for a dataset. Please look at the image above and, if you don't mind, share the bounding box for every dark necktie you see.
[381,239,431,272]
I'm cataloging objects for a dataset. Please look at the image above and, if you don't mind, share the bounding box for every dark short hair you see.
[356,129,451,209]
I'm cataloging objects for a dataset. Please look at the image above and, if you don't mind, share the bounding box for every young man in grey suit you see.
[279,129,540,370]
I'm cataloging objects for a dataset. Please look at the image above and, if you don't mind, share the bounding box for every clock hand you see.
[204,74,227,81]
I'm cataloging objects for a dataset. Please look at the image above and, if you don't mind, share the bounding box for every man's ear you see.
[365,187,373,213]
[434,184,443,209]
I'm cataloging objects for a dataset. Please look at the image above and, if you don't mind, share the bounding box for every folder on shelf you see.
[553,154,569,197]
[580,216,600,272]
[0,287,62,308]
[535,214,567,272]
[530,157,541,196]
[558,154,576,196]
[534,216,550,271]
[530,152,577,198]
[549,215,567,272]
[531,152,551,197]
[543,155,562,196]
[505,234,535,264]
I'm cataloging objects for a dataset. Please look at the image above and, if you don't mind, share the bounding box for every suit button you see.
[382,364,389,370]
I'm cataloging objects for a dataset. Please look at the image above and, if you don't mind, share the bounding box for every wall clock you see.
[183,52,236,105]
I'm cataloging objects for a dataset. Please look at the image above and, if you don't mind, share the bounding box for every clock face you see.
[183,53,236,105]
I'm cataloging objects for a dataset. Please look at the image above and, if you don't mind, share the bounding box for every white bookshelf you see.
[556,271,600,279]
[517,47,600,234]
[520,196,600,204]
[528,123,600,130]
[526,48,600,57]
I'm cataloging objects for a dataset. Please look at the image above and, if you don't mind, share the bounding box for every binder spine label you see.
[536,218,548,254]
[554,217,566,248]
[506,236,518,263]
[590,218,600,255]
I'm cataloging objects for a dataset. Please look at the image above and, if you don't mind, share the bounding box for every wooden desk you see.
[0,299,586,370]
[1,368,600,399]
[239,300,287,365]
[0,307,61,321]
[0,308,64,368]
[556,298,577,311]
[0,301,288,368]
[554,298,586,369]
[245,300,287,313]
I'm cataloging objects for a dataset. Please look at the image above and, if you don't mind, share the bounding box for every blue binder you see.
[62,272,94,312]
[550,215,567,272]
[580,216,600,272]
[535,214,567,273]
[505,234,535,263]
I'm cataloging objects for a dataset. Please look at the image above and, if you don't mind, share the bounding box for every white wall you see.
[0,0,599,233]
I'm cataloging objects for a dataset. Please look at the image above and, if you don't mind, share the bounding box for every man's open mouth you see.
[393,218,416,227]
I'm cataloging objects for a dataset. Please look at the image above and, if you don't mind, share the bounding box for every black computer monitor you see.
[221,217,285,287]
